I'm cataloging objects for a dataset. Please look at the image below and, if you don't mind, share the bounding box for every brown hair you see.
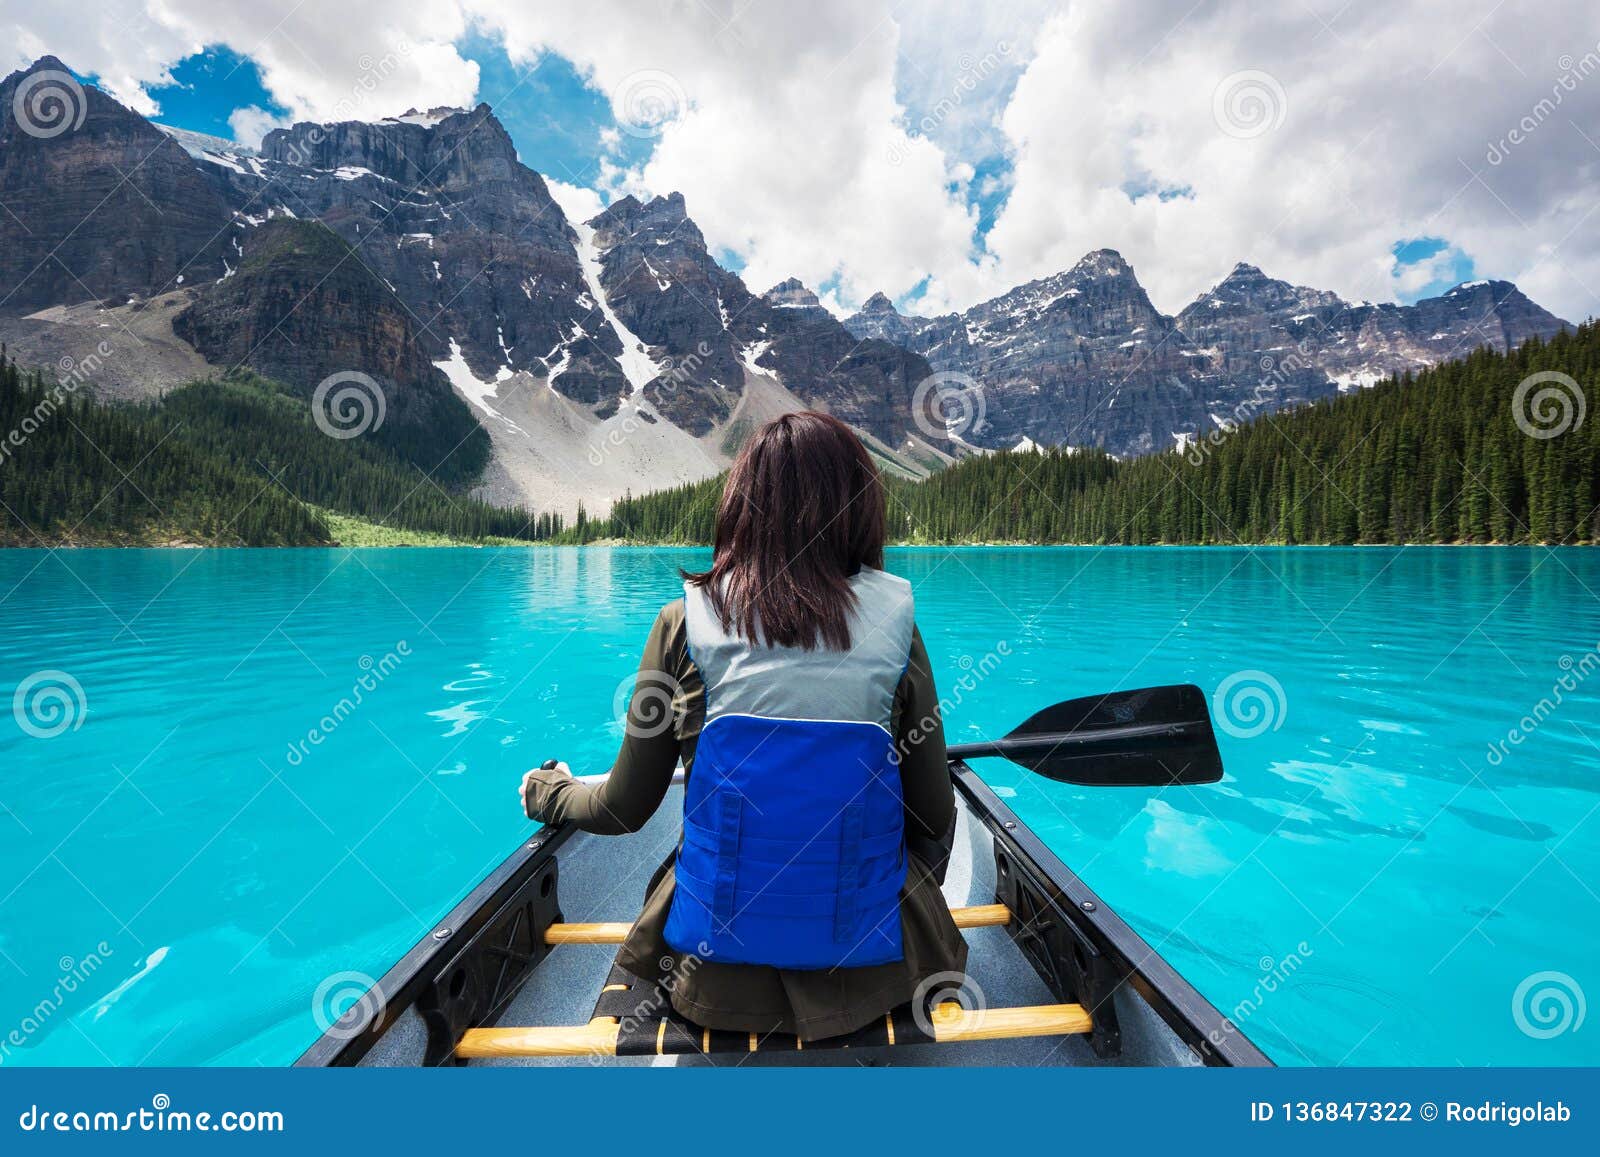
[685,411,886,651]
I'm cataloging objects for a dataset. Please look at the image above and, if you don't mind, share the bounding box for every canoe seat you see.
[455,903,1092,1059]
[539,902,1013,945]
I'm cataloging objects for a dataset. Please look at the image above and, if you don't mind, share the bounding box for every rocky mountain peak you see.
[384,105,472,125]
[591,191,695,240]
[21,54,72,74]
[597,193,644,218]
[994,248,1160,324]
[764,277,824,310]
[1443,278,1511,297]
[580,200,938,452]
[0,57,236,309]
[258,102,523,192]
[843,290,930,345]
[1220,261,1266,283]
[1181,262,1345,323]
[1069,248,1134,279]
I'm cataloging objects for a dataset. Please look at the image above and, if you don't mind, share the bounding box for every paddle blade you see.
[979,684,1223,787]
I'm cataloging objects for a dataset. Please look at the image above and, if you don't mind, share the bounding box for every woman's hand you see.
[519,760,571,819]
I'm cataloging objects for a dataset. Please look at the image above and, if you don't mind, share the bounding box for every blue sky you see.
[1390,238,1478,304]
[452,33,653,189]
[135,39,642,187]
[142,47,283,141]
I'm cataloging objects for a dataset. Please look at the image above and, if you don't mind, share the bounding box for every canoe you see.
[297,756,1272,1067]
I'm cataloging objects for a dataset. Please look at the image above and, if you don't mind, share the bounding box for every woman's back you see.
[668,565,916,968]
[521,412,960,1041]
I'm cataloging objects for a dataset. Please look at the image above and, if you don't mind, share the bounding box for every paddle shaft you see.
[565,723,1208,782]
[551,686,1219,789]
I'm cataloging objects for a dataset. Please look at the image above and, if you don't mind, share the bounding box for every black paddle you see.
[945,684,1223,788]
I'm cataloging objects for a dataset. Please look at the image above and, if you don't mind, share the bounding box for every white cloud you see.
[1390,244,1469,298]
[977,1,1600,320]
[3,6,191,116]
[228,106,290,148]
[4,0,479,125]
[463,0,986,308]
[545,178,603,228]
[889,0,1047,166]
[8,0,1600,321]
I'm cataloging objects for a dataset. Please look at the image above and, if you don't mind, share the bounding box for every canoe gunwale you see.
[294,823,575,1067]
[951,761,1271,1068]
[297,764,1272,1068]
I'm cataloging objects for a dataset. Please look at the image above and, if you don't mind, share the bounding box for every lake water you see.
[1,546,1595,1067]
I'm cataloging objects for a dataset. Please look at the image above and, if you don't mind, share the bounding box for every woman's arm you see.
[897,624,954,871]
[520,606,684,835]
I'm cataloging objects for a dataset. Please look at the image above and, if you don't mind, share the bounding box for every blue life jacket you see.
[663,568,915,970]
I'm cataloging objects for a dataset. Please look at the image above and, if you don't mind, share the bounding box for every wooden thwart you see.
[542,902,1013,946]
[457,903,1065,1060]
[455,1000,1091,1059]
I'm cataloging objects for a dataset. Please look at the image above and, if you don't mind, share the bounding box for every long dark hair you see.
[685,411,886,651]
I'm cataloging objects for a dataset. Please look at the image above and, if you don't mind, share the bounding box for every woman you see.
[519,411,963,1042]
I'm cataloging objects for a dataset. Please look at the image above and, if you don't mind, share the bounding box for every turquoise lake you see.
[1,546,1596,1067]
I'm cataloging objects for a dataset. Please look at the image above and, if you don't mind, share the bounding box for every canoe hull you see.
[298,763,1269,1068]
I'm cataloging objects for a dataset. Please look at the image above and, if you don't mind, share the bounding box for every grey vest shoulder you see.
[682,568,914,731]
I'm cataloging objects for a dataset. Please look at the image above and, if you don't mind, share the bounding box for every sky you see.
[5,0,1600,323]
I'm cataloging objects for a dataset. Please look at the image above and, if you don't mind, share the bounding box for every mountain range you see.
[844,257,1570,456]
[0,55,1574,515]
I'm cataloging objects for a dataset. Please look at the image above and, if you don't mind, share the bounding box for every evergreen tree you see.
[575,323,1600,547]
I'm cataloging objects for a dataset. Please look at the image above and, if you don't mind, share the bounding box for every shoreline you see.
[3,539,1594,552]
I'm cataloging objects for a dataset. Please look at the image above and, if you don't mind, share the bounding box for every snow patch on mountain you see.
[1332,369,1386,392]
[569,215,665,393]
[380,107,467,128]
[740,340,774,379]
[436,338,527,434]
[153,123,258,159]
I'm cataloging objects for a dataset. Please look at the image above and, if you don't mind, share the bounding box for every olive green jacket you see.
[522,598,965,1042]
